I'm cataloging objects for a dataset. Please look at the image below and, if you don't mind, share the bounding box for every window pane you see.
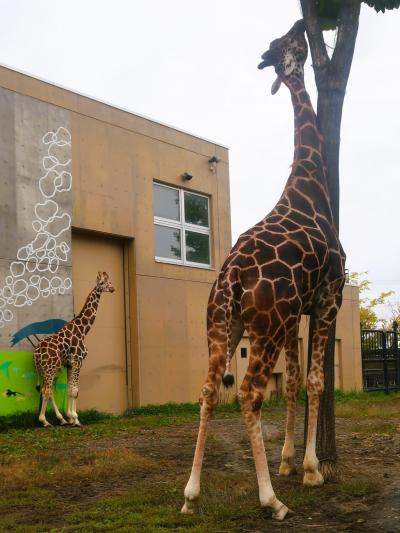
[155,225,181,260]
[185,231,210,264]
[184,192,209,227]
[154,184,180,221]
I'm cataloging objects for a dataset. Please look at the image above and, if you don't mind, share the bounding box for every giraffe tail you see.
[222,370,235,388]
[221,281,236,389]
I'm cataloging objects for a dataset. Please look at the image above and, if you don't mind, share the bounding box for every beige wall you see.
[72,232,128,413]
[0,66,231,410]
[0,66,362,411]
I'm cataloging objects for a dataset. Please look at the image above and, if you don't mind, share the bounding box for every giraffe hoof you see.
[41,422,52,428]
[279,461,297,476]
[59,419,68,426]
[181,500,196,514]
[303,470,324,487]
[72,421,82,427]
[272,503,291,521]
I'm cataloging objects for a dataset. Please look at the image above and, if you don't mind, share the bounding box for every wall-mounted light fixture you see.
[182,172,193,181]
[208,155,221,173]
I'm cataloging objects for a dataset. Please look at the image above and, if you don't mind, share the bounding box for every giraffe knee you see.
[199,383,218,409]
[42,387,52,400]
[69,385,79,399]
[238,389,263,412]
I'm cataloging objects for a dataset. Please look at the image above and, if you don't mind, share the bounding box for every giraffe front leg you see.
[303,393,324,487]
[303,319,333,486]
[303,283,343,486]
[66,366,74,424]
[67,363,82,427]
[279,328,301,477]
[71,394,82,427]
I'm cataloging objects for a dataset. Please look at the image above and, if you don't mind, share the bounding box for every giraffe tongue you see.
[271,75,282,95]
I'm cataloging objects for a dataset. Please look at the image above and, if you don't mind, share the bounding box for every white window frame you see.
[154,182,211,268]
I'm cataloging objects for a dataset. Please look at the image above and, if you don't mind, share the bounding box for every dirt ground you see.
[126,410,400,532]
[1,399,399,532]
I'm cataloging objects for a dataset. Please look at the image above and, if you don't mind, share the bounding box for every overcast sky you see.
[0,0,399,318]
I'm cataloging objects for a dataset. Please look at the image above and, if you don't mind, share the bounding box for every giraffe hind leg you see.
[38,381,53,428]
[279,324,301,476]
[239,339,290,519]
[50,393,68,425]
[182,323,228,514]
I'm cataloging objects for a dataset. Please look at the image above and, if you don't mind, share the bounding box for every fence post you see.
[383,330,389,395]
[393,321,399,390]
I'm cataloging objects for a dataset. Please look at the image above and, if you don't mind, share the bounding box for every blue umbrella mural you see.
[0,318,68,415]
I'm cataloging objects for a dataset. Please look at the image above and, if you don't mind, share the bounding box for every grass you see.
[3,389,398,433]
[0,408,113,432]
[0,391,398,531]
[340,479,380,498]
[334,390,400,419]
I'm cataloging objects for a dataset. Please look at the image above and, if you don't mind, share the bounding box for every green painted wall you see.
[0,351,67,415]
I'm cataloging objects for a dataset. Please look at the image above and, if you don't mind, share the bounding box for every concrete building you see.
[0,66,361,416]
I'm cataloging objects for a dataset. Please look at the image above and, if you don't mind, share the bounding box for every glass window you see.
[185,231,210,264]
[155,225,181,261]
[154,183,180,221]
[184,192,209,227]
[153,183,211,268]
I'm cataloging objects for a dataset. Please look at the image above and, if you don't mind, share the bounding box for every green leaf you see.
[313,0,400,30]
[363,0,400,13]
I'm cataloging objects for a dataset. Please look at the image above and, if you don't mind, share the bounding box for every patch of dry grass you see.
[0,447,157,491]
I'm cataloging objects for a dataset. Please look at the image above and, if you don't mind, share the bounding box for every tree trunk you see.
[300,0,361,480]
[313,86,345,479]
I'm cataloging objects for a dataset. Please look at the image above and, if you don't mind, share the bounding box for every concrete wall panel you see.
[0,88,73,352]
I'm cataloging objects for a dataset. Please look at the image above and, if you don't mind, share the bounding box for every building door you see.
[72,231,127,414]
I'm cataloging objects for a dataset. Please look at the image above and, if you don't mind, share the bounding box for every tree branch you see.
[300,0,330,78]
[331,0,361,86]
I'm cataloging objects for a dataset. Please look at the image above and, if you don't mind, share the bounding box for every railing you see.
[361,322,400,394]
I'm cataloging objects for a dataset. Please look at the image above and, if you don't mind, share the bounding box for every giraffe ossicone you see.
[182,19,346,520]
[34,271,115,427]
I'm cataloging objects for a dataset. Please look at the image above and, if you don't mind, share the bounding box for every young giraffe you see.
[34,272,115,427]
[182,20,346,520]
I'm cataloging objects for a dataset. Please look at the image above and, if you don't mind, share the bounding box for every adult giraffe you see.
[182,20,346,520]
[34,272,115,427]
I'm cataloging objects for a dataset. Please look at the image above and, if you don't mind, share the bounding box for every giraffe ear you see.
[271,76,282,95]
[97,271,102,281]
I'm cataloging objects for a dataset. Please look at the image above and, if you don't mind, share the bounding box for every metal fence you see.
[361,322,400,393]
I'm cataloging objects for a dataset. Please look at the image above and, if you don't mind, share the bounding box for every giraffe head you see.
[258,19,308,94]
[96,271,115,293]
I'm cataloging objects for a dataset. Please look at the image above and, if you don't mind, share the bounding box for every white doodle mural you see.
[0,126,72,328]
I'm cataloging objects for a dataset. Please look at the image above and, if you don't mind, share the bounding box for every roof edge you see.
[0,62,229,150]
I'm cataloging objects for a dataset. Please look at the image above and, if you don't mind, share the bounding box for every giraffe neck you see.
[278,75,332,222]
[74,287,102,338]
[288,76,324,169]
